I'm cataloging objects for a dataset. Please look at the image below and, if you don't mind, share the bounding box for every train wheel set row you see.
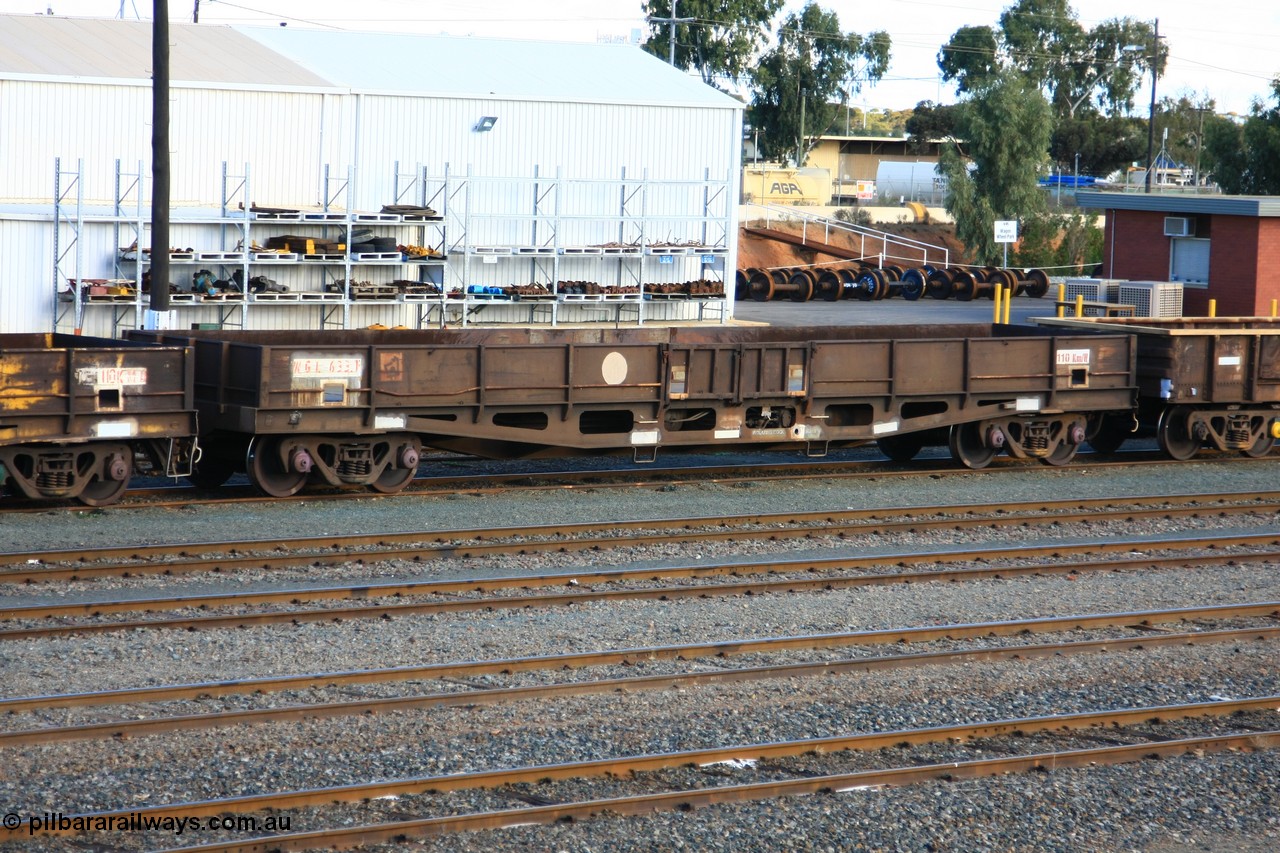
[737,262,1052,303]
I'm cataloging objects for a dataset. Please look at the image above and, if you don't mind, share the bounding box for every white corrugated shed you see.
[0,15,742,335]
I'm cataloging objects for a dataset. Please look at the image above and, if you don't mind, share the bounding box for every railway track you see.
[10,697,1278,847]
[2,610,1277,747]
[7,469,1279,851]
[0,448,1251,516]
[3,489,1277,582]
[3,531,1279,639]
[161,728,1280,853]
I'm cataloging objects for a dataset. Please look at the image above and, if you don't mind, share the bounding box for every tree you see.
[1202,79,1280,194]
[1013,211,1102,273]
[905,101,963,151]
[641,1,784,89]
[937,0,1160,120]
[747,2,889,164]
[1049,114,1146,179]
[938,73,1054,265]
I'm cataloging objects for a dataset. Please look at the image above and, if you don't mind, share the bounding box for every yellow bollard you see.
[1074,294,1085,318]
[1271,299,1277,318]
[993,279,1003,324]
[1056,284,1066,318]
[1208,298,1217,318]
[1003,284,1012,324]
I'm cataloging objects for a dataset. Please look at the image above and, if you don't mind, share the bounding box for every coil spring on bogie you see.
[37,470,74,489]
[1025,432,1049,452]
[1226,417,1252,444]
[337,460,371,477]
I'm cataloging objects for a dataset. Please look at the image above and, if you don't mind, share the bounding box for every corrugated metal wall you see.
[2,79,740,334]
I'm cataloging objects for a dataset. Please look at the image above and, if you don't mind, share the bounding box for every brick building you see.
[1077,191,1280,317]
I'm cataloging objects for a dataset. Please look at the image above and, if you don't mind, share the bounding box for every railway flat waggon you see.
[128,323,1137,495]
[1035,316,1280,458]
[0,333,198,505]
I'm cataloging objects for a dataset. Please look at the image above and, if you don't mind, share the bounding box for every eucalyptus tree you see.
[747,2,890,163]
[641,1,785,89]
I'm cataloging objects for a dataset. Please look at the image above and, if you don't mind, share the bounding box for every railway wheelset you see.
[738,264,1052,303]
[2,318,1278,507]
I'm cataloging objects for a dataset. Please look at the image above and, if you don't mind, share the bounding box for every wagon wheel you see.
[246,436,308,497]
[948,421,999,469]
[748,270,775,302]
[898,268,927,301]
[926,269,954,300]
[1024,268,1051,298]
[735,269,752,300]
[1156,406,1201,461]
[1080,412,1131,455]
[814,271,843,302]
[187,458,236,490]
[370,465,416,494]
[1042,438,1079,466]
[989,269,1017,299]
[950,269,978,302]
[1243,424,1275,458]
[837,268,862,300]
[787,271,815,302]
[78,447,132,507]
[876,269,895,300]
[877,432,925,462]
[854,271,879,301]
[370,443,420,494]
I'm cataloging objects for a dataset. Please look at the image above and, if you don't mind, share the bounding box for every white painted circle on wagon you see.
[601,351,628,385]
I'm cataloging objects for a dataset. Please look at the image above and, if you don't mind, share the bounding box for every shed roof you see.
[1077,191,1280,218]
[0,14,740,110]
[237,26,740,108]
[0,15,330,87]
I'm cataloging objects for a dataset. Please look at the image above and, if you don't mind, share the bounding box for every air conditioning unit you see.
[1118,281,1184,318]
[1064,277,1122,303]
[1164,216,1195,237]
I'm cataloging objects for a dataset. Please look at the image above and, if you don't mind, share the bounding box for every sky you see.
[9,1,1278,117]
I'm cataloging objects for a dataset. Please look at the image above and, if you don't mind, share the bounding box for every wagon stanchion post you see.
[993,280,1002,324]
[1003,284,1012,324]
[1074,294,1085,317]
[1057,284,1066,318]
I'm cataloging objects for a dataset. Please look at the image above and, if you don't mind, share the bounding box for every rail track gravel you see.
[2,452,1279,851]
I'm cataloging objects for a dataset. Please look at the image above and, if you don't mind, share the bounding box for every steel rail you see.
[5,528,1280,623]
[3,623,1277,747]
[6,618,1275,716]
[15,700,1278,843]
[3,538,1278,640]
[3,489,1278,582]
[156,731,1280,852]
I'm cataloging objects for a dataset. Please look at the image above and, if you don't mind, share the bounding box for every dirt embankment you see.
[738,219,970,272]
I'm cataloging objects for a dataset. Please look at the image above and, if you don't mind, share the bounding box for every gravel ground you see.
[2,453,1279,852]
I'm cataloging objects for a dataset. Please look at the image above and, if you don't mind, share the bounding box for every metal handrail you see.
[742,203,950,269]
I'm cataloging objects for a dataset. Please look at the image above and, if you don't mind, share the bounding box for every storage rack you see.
[53,161,730,333]
[428,165,731,327]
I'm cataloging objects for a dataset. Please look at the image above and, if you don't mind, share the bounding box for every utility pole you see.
[193,1,199,23]
[1145,18,1160,194]
[150,0,170,311]
[649,1,694,66]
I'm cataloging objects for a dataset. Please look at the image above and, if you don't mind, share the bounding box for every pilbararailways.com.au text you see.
[5,811,291,836]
